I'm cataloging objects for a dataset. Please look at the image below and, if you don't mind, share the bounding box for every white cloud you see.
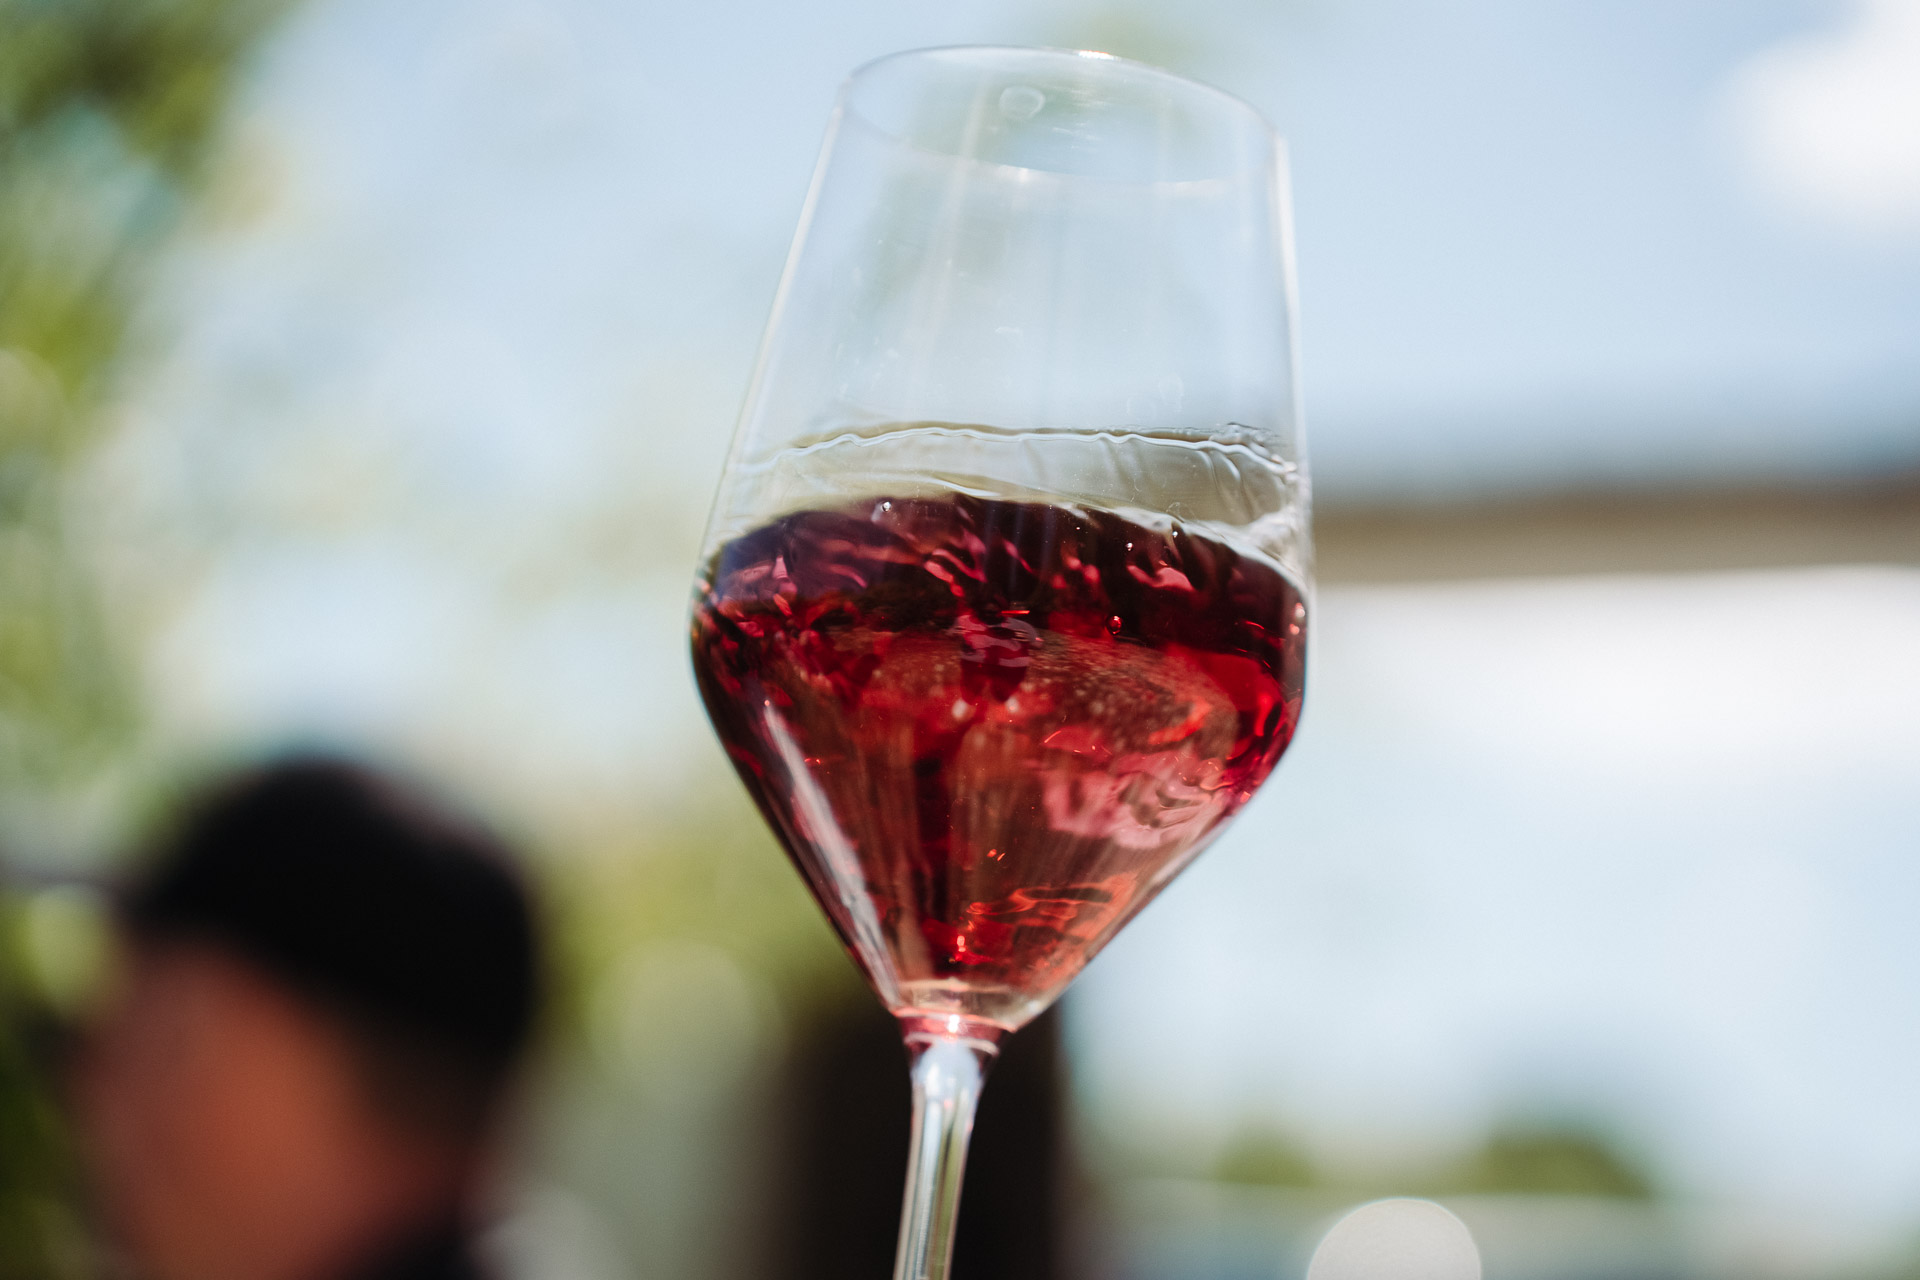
[1722,0,1920,237]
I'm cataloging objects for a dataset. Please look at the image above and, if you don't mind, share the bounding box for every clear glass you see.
[688,46,1310,1280]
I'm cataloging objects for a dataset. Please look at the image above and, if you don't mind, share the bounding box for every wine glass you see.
[689,46,1309,1280]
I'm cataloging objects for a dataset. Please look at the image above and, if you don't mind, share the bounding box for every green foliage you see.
[1205,1119,1656,1201]
[1212,1127,1320,1187]
[1882,1234,1920,1280]
[0,0,290,788]
[0,0,294,1272]
[1036,6,1210,74]
[1,0,277,176]
[0,900,90,1280]
[0,0,288,415]
[550,783,853,1050]
[1429,1122,1655,1200]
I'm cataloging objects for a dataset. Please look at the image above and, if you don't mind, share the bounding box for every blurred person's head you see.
[77,759,542,1280]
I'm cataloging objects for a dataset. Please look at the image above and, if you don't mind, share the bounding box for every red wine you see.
[690,495,1306,1031]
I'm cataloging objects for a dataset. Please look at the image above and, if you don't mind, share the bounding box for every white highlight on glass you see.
[998,85,1045,121]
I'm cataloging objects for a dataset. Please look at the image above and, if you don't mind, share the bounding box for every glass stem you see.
[892,1017,1002,1280]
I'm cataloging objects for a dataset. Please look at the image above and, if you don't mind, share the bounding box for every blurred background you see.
[1,0,1916,1277]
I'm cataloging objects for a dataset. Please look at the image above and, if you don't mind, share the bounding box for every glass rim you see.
[839,44,1282,180]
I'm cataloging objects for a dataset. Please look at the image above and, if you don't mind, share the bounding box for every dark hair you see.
[124,759,542,1141]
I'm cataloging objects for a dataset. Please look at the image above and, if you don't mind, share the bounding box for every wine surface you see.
[690,494,1306,1031]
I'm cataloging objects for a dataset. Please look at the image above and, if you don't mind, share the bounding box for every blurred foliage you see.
[1,0,289,789]
[1428,1122,1655,1199]
[1032,0,1323,80]
[548,784,854,1052]
[1038,5,1210,74]
[517,787,860,1280]
[1213,1127,1318,1187]
[0,0,293,1273]
[1209,1119,1656,1200]
[1889,1238,1920,1280]
[0,902,92,1280]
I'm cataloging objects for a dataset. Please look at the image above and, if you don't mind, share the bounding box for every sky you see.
[121,0,1920,504]
[81,0,1920,1266]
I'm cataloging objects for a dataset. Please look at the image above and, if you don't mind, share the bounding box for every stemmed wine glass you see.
[689,46,1310,1280]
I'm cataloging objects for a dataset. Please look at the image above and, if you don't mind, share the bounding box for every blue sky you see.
[152,0,1920,503]
[1254,0,1920,493]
